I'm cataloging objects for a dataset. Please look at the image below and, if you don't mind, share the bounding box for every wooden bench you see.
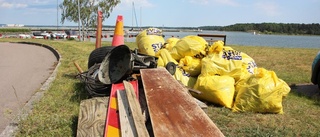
[197,34,226,45]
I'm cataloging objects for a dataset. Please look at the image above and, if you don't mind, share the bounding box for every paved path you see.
[0,42,58,134]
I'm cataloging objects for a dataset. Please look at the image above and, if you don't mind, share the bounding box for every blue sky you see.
[0,0,319,27]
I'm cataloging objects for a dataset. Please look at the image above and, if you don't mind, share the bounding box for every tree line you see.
[199,23,320,35]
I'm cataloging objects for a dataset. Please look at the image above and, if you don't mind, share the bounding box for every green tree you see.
[59,0,120,40]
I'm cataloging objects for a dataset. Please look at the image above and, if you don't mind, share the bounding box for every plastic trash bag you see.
[178,56,201,77]
[201,50,242,80]
[235,52,258,95]
[193,75,235,108]
[136,28,165,56]
[232,68,291,114]
[156,49,178,67]
[205,41,257,82]
[170,35,208,61]
[173,68,197,88]
[164,37,179,51]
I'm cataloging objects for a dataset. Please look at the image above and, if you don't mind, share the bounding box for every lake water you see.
[101,30,320,49]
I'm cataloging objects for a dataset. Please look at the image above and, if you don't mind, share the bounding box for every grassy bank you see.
[0,28,31,33]
[0,38,319,136]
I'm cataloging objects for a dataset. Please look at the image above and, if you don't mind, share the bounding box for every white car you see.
[18,34,31,39]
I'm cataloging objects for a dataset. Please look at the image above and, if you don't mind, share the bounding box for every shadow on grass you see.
[62,73,90,103]
[71,115,79,137]
[290,83,320,106]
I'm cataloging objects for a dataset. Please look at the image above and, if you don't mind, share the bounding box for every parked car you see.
[18,34,31,39]
[311,51,320,89]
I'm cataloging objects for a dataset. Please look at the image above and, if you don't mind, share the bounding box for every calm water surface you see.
[163,31,320,49]
[101,30,320,49]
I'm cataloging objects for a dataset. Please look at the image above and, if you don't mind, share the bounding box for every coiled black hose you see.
[77,63,111,97]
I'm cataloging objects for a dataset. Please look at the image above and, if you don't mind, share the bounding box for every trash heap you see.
[136,28,291,114]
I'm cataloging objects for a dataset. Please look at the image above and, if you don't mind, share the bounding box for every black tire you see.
[317,72,320,89]
[166,62,176,75]
[88,46,115,69]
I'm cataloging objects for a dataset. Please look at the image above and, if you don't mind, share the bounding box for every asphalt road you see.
[0,42,58,134]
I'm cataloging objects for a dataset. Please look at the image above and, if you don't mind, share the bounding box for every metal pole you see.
[77,0,82,41]
[57,0,58,30]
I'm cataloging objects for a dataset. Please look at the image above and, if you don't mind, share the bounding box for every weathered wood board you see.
[117,89,136,137]
[123,81,149,137]
[104,81,139,137]
[77,97,109,137]
[140,68,224,137]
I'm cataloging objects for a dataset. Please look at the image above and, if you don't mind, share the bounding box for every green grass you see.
[0,28,31,33]
[0,38,320,136]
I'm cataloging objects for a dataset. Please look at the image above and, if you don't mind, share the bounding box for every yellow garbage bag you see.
[156,49,178,67]
[208,40,225,54]
[178,56,201,77]
[164,37,179,51]
[170,35,208,61]
[193,75,235,108]
[204,42,258,82]
[201,51,242,80]
[136,28,163,40]
[136,28,165,56]
[232,68,291,114]
[173,68,197,88]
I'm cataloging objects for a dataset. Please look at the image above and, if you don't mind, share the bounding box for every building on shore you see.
[5,24,25,27]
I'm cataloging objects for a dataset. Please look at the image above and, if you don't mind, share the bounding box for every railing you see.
[197,34,226,46]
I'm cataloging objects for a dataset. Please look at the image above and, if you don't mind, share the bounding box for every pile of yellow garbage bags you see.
[136,28,291,114]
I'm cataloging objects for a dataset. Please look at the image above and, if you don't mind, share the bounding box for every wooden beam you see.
[117,90,137,137]
[140,68,224,137]
[104,81,139,137]
[123,81,149,137]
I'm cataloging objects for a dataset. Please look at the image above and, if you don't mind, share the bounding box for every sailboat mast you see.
[132,2,139,28]
[132,2,134,29]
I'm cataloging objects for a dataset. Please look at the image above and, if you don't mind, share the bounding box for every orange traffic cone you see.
[111,15,124,46]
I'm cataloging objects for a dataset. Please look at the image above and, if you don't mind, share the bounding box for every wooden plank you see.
[104,81,139,137]
[123,81,149,137]
[117,90,137,137]
[140,68,224,137]
[77,97,109,137]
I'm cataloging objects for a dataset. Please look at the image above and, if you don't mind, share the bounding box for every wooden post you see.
[95,11,103,49]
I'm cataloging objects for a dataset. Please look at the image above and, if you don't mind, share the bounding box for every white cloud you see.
[254,2,280,17]
[119,0,153,8]
[213,0,239,6]
[0,2,28,9]
[16,3,28,8]
[189,0,239,6]
[0,2,14,8]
